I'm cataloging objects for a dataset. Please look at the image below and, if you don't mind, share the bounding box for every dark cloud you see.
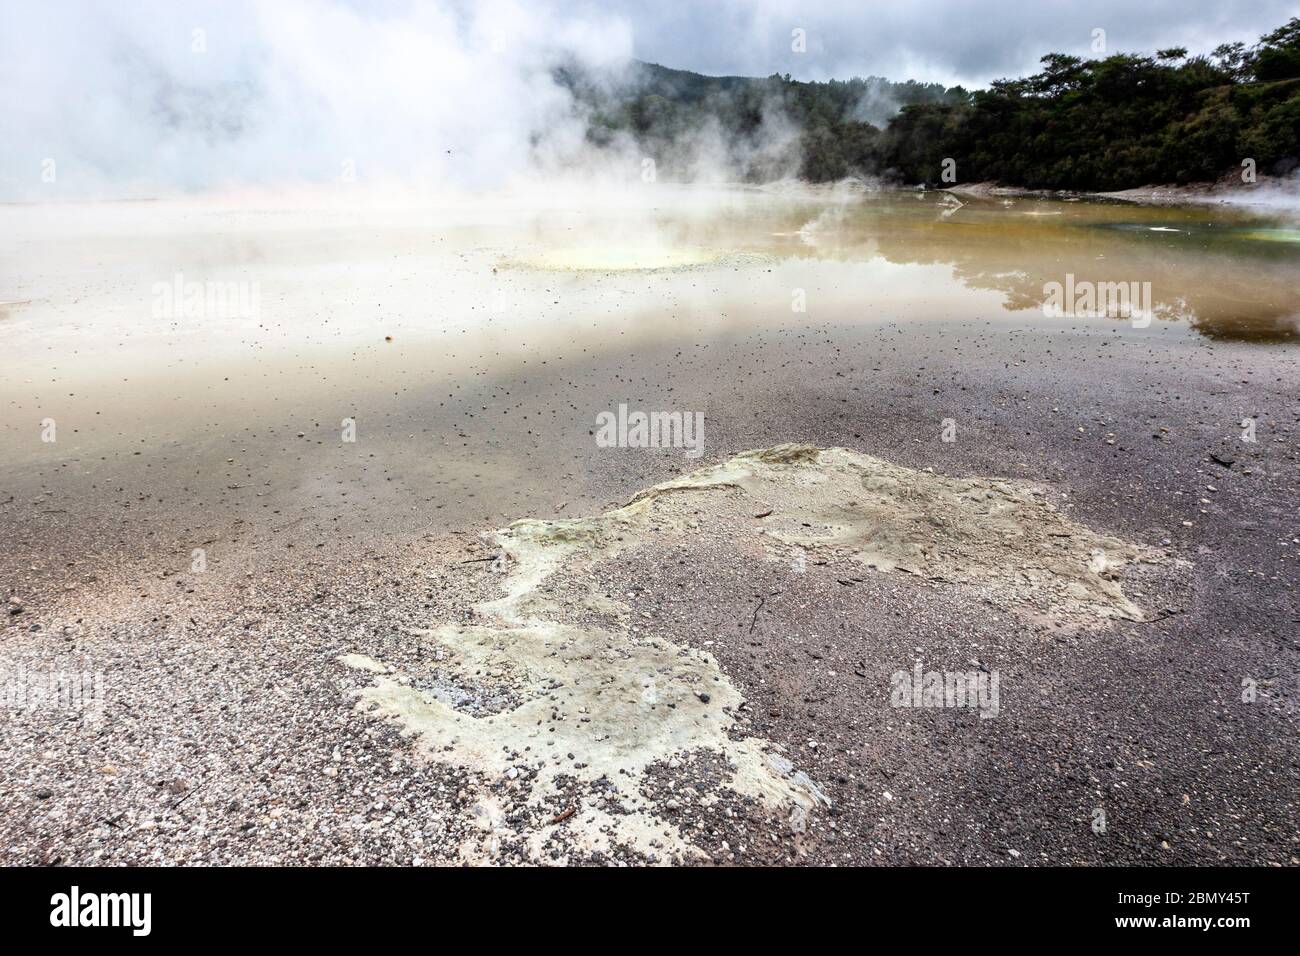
[587,0,1298,86]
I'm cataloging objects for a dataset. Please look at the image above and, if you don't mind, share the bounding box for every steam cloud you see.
[0,0,639,200]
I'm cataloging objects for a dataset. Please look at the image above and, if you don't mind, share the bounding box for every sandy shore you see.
[2,311,1297,865]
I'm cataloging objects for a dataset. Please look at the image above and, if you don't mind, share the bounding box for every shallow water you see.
[1,185,1296,565]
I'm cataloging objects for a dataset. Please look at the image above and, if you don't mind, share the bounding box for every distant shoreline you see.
[946,174,1300,207]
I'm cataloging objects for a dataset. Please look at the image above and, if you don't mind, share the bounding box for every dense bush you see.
[885,18,1300,189]
[561,18,1300,189]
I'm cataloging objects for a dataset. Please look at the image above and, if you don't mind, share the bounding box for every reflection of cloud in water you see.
[515,245,722,272]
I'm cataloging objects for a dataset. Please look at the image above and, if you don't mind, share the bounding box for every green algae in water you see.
[1236,228,1300,243]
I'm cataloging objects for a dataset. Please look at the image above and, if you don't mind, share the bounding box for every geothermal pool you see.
[1,184,1296,571]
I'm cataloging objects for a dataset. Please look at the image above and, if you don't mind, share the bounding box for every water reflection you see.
[862,196,1296,342]
[644,190,1300,342]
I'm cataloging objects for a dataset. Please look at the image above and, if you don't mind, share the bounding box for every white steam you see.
[0,0,638,200]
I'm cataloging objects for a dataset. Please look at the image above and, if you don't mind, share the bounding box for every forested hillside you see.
[559,18,1300,189]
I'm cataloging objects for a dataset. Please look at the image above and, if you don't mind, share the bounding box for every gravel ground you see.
[1,316,1297,866]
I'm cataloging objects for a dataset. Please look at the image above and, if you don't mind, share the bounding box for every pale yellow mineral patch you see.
[336,653,389,674]
[342,445,1165,862]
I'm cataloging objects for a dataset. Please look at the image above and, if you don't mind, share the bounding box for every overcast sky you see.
[2,0,1295,198]
[588,0,1300,87]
